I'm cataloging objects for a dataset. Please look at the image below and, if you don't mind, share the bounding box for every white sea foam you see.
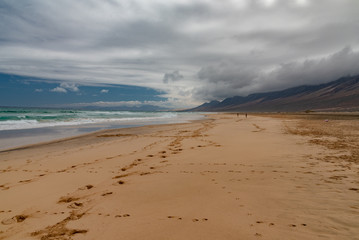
[0,111,179,131]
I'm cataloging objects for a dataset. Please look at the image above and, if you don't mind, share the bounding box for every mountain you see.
[189,75,359,112]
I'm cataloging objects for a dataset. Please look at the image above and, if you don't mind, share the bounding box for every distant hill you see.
[189,75,359,112]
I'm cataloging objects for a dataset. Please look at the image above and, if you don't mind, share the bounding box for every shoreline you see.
[0,113,206,152]
[0,113,358,239]
[0,119,209,154]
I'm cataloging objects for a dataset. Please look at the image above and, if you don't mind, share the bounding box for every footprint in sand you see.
[18,179,32,183]
[192,218,208,222]
[68,202,83,209]
[115,214,130,218]
[1,215,28,225]
[58,197,80,204]
[82,185,94,190]
[0,184,10,190]
[101,192,113,197]
[51,212,65,215]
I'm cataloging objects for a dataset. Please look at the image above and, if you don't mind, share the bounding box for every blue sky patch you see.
[0,73,166,108]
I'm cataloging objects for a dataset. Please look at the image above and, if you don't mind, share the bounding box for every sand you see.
[0,114,358,240]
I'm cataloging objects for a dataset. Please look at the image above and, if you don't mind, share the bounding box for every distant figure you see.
[245,113,247,118]
[237,113,239,117]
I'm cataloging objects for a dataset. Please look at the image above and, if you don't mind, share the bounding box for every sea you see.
[0,107,204,151]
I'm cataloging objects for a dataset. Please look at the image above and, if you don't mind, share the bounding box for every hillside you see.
[189,75,359,112]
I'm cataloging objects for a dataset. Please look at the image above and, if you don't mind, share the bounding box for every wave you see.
[0,108,178,131]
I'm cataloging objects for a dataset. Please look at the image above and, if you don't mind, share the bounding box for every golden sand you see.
[0,114,358,240]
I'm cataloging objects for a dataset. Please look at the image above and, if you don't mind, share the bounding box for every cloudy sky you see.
[0,0,358,108]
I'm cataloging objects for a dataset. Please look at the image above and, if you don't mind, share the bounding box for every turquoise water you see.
[0,107,179,131]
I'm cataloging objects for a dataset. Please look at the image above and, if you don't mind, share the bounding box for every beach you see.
[0,108,203,151]
[0,113,358,240]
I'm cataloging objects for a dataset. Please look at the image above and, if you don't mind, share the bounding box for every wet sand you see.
[0,114,358,240]
[0,113,204,151]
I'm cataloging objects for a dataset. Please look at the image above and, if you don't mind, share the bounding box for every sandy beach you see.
[0,114,358,240]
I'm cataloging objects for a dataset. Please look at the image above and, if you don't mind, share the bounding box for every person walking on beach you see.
[245,113,247,118]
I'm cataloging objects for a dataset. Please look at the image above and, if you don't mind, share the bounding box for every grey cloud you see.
[163,70,183,84]
[0,0,359,106]
[231,21,359,59]
[195,47,359,100]
[261,46,359,91]
[198,62,257,87]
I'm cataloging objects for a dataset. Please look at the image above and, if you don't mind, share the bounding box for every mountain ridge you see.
[189,75,359,112]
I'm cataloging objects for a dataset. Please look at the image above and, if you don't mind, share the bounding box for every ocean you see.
[0,107,184,131]
[0,107,203,150]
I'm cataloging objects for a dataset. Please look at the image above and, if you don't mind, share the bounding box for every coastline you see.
[0,113,358,239]
[0,112,205,151]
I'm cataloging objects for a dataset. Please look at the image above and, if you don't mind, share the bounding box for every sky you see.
[0,0,359,109]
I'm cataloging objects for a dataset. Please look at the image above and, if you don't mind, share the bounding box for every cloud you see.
[198,62,257,87]
[163,70,183,84]
[34,88,43,92]
[0,0,358,106]
[100,89,109,93]
[59,82,79,92]
[195,47,359,100]
[261,46,359,90]
[50,87,67,93]
[50,82,79,93]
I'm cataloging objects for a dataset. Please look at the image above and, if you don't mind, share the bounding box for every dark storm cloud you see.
[195,47,359,101]
[262,46,359,90]
[0,0,358,107]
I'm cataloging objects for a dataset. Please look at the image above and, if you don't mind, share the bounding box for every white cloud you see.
[34,88,43,92]
[50,87,67,93]
[60,82,79,92]
[100,89,109,93]
[50,82,79,93]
